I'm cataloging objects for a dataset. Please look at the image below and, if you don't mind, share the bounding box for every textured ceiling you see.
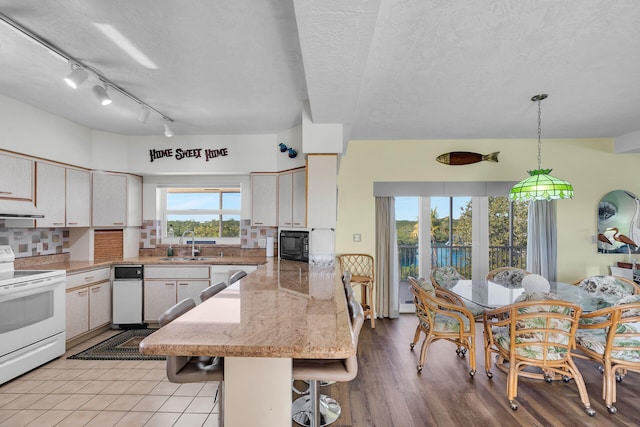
[1,1,640,145]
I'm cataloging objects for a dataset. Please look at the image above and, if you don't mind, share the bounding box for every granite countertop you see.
[16,256,269,273]
[139,259,354,359]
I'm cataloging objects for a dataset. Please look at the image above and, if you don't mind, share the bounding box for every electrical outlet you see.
[36,242,43,252]
[353,233,362,242]
[258,238,267,247]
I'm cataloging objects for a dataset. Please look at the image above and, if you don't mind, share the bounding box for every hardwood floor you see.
[326,314,640,427]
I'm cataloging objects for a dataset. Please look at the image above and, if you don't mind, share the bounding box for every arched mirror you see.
[597,190,640,254]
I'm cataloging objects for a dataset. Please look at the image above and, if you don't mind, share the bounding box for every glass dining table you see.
[447,279,611,311]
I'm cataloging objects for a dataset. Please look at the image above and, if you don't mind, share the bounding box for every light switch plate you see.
[353,233,361,242]
[258,238,267,247]
[36,242,43,252]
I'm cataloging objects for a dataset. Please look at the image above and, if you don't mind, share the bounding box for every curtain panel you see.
[375,196,399,318]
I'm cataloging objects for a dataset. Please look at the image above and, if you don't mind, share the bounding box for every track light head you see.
[163,122,173,137]
[138,106,150,123]
[64,65,88,89]
[92,84,112,106]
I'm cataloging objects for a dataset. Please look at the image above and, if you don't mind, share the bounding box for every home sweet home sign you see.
[149,147,229,163]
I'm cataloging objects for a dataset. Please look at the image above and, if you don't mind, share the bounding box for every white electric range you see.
[0,245,66,385]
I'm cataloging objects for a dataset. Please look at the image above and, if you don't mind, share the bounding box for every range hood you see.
[0,213,44,219]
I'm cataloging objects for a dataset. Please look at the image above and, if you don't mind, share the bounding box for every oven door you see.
[0,275,65,357]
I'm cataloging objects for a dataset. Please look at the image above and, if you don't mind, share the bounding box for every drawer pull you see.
[91,287,100,293]
[78,290,88,296]
[84,276,95,281]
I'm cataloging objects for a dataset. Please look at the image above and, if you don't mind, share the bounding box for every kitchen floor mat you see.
[67,329,165,360]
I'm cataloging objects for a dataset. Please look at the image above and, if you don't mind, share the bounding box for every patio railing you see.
[398,244,527,280]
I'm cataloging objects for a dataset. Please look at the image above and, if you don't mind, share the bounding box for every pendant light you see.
[509,94,574,201]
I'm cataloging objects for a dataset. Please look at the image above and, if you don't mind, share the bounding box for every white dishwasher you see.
[112,265,144,328]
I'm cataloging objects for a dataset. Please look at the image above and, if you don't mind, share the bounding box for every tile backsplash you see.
[0,221,68,258]
[141,218,276,249]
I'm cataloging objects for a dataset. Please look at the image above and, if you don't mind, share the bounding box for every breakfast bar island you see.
[139,259,354,426]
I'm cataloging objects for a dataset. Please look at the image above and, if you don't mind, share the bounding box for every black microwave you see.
[279,230,309,262]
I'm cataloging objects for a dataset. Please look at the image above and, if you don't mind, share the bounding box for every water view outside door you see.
[396,196,528,281]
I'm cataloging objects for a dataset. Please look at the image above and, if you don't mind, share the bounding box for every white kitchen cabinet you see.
[89,282,112,330]
[66,287,89,340]
[66,168,91,227]
[0,152,34,202]
[176,280,210,304]
[251,173,278,226]
[278,169,306,227]
[65,267,112,342]
[143,265,211,323]
[92,172,127,226]
[143,280,179,323]
[211,265,231,285]
[92,171,142,227]
[35,162,66,228]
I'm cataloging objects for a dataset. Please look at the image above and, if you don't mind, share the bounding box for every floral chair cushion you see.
[416,277,435,296]
[615,294,640,317]
[494,296,573,361]
[433,312,472,333]
[577,276,634,305]
[576,326,640,362]
[492,269,527,288]
[432,266,463,290]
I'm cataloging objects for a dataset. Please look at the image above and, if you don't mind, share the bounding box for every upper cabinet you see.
[0,152,34,202]
[35,162,66,227]
[278,169,306,227]
[251,173,278,226]
[252,169,307,228]
[92,172,142,227]
[65,168,91,227]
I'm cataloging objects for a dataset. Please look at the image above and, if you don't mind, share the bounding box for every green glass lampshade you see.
[509,169,574,201]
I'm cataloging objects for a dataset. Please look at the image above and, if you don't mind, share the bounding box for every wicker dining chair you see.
[483,298,595,416]
[574,295,640,414]
[339,254,375,328]
[430,266,485,318]
[408,277,476,376]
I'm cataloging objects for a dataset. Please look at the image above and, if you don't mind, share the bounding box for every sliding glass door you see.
[396,195,527,313]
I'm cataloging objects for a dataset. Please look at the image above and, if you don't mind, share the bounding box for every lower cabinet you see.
[65,267,112,342]
[143,265,211,324]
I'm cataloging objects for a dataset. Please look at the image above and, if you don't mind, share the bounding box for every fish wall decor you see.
[436,151,499,166]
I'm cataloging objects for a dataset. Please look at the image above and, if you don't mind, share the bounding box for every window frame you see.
[160,187,241,245]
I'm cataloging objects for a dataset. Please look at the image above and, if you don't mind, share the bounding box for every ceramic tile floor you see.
[0,330,221,427]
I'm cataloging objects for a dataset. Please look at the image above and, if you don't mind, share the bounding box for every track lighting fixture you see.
[92,84,112,106]
[0,12,173,136]
[138,106,150,123]
[64,64,88,89]
[163,122,173,138]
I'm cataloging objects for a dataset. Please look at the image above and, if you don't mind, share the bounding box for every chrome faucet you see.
[181,230,199,257]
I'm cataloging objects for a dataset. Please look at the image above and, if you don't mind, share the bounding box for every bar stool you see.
[228,270,247,285]
[291,295,365,426]
[292,272,355,397]
[158,298,224,421]
[339,253,375,328]
[200,281,227,302]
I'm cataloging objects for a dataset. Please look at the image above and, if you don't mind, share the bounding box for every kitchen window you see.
[161,187,241,244]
